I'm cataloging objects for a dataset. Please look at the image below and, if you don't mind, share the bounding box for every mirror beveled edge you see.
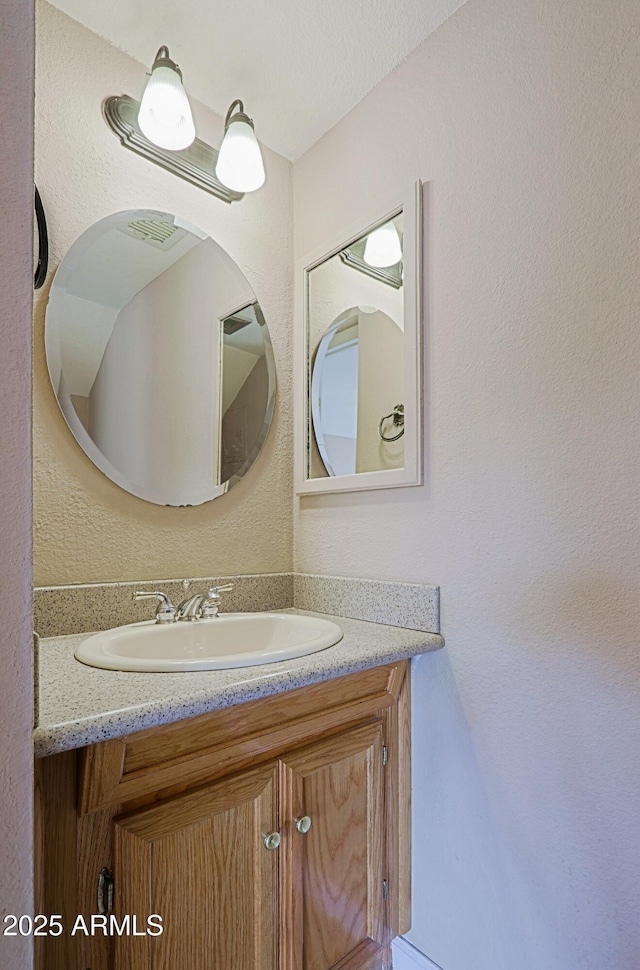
[294,179,424,496]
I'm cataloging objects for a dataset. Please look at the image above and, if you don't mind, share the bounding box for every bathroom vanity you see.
[35,610,442,970]
[34,52,436,967]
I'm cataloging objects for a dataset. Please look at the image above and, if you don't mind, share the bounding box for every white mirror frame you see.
[295,179,423,495]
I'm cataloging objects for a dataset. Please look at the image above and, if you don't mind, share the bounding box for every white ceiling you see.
[46,0,466,159]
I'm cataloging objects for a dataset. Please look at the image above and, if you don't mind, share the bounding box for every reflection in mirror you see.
[311,307,404,477]
[307,212,404,479]
[298,181,422,496]
[45,210,275,506]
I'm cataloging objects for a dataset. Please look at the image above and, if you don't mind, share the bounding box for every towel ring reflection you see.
[379,404,405,442]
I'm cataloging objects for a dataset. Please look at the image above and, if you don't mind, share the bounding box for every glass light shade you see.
[363,221,402,268]
[138,65,195,151]
[216,118,265,193]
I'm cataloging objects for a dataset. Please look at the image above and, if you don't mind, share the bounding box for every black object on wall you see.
[34,185,48,290]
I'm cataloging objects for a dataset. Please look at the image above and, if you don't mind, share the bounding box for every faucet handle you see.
[133,591,177,624]
[200,584,234,619]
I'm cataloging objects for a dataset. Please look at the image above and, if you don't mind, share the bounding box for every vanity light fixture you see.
[363,220,403,268]
[137,46,196,151]
[215,100,266,193]
[103,51,266,204]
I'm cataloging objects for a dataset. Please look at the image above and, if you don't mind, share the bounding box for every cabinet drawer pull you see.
[264,831,281,850]
[295,815,312,834]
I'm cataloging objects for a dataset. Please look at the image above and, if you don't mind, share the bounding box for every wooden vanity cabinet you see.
[114,762,280,970]
[35,660,410,970]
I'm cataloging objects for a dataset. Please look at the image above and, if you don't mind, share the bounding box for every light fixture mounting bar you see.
[339,249,403,289]
[103,94,244,204]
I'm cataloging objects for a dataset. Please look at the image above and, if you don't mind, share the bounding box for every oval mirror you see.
[311,306,404,477]
[45,209,276,506]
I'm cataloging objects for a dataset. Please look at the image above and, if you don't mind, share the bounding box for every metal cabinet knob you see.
[264,832,281,850]
[295,815,312,834]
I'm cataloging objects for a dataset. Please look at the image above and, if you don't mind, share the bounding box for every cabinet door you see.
[113,764,278,970]
[279,721,386,970]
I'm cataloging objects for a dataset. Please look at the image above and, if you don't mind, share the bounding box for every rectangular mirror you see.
[295,180,423,494]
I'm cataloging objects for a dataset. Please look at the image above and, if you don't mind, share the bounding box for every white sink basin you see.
[74,612,343,673]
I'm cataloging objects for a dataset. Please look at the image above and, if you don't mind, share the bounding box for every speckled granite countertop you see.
[34,609,443,758]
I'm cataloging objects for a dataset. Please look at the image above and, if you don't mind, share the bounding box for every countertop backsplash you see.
[294,574,440,634]
[34,573,440,638]
[34,574,294,638]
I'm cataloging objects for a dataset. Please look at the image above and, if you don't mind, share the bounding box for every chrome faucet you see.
[176,583,235,621]
[175,592,206,622]
[134,584,234,623]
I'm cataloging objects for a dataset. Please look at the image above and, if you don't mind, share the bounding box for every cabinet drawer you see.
[79,662,407,814]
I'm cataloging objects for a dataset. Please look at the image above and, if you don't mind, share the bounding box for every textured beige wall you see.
[294,0,640,967]
[34,0,293,585]
[0,0,34,965]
